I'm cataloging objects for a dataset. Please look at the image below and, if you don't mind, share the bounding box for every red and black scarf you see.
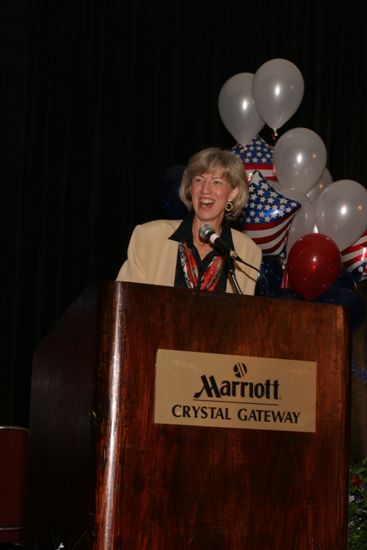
[178,242,225,291]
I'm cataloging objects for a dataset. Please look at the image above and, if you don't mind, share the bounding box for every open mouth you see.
[199,199,215,208]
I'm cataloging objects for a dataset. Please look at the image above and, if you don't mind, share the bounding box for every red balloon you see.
[286,233,342,300]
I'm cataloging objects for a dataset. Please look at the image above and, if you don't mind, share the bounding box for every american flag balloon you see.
[232,135,276,182]
[239,171,301,256]
[341,229,367,282]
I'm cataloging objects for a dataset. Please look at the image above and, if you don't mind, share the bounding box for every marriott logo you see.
[193,363,280,401]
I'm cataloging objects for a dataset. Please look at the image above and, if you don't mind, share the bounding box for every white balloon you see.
[218,73,265,147]
[252,59,304,132]
[273,127,327,195]
[315,179,367,250]
[306,168,333,203]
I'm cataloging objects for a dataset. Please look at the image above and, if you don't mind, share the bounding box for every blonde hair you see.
[179,147,248,220]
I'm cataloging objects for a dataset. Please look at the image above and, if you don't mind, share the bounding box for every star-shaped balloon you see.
[238,171,301,256]
[232,135,276,182]
[341,229,367,282]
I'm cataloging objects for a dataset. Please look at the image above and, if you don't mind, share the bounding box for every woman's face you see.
[190,165,239,229]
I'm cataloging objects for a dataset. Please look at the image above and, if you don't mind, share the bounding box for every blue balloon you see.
[331,268,356,291]
[270,288,303,300]
[316,287,366,332]
[255,255,284,296]
[158,165,188,219]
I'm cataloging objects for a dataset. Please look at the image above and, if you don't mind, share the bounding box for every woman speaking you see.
[116,147,261,295]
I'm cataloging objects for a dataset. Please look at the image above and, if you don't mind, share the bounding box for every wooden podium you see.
[27,281,350,549]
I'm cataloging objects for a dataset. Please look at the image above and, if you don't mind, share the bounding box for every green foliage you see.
[349,458,367,549]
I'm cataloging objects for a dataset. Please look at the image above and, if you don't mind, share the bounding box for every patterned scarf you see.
[178,242,225,291]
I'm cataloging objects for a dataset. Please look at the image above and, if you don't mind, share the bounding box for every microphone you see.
[199,223,264,274]
[199,224,238,259]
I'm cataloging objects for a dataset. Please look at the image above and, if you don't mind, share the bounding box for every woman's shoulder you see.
[230,226,257,245]
[230,227,262,260]
[133,219,182,237]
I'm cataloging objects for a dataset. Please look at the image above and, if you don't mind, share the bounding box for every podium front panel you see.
[28,282,350,550]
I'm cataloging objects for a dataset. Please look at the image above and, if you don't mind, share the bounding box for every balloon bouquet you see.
[157,57,367,332]
[217,58,367,332]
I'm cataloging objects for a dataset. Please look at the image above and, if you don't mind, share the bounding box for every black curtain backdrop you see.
[2,0,367,426]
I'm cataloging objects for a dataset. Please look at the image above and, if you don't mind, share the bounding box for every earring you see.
[225,201,233,213]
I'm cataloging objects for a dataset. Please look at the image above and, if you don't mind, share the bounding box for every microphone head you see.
[199,224,215,242]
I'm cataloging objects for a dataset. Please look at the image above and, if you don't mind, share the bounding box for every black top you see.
[169,212,234,292]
